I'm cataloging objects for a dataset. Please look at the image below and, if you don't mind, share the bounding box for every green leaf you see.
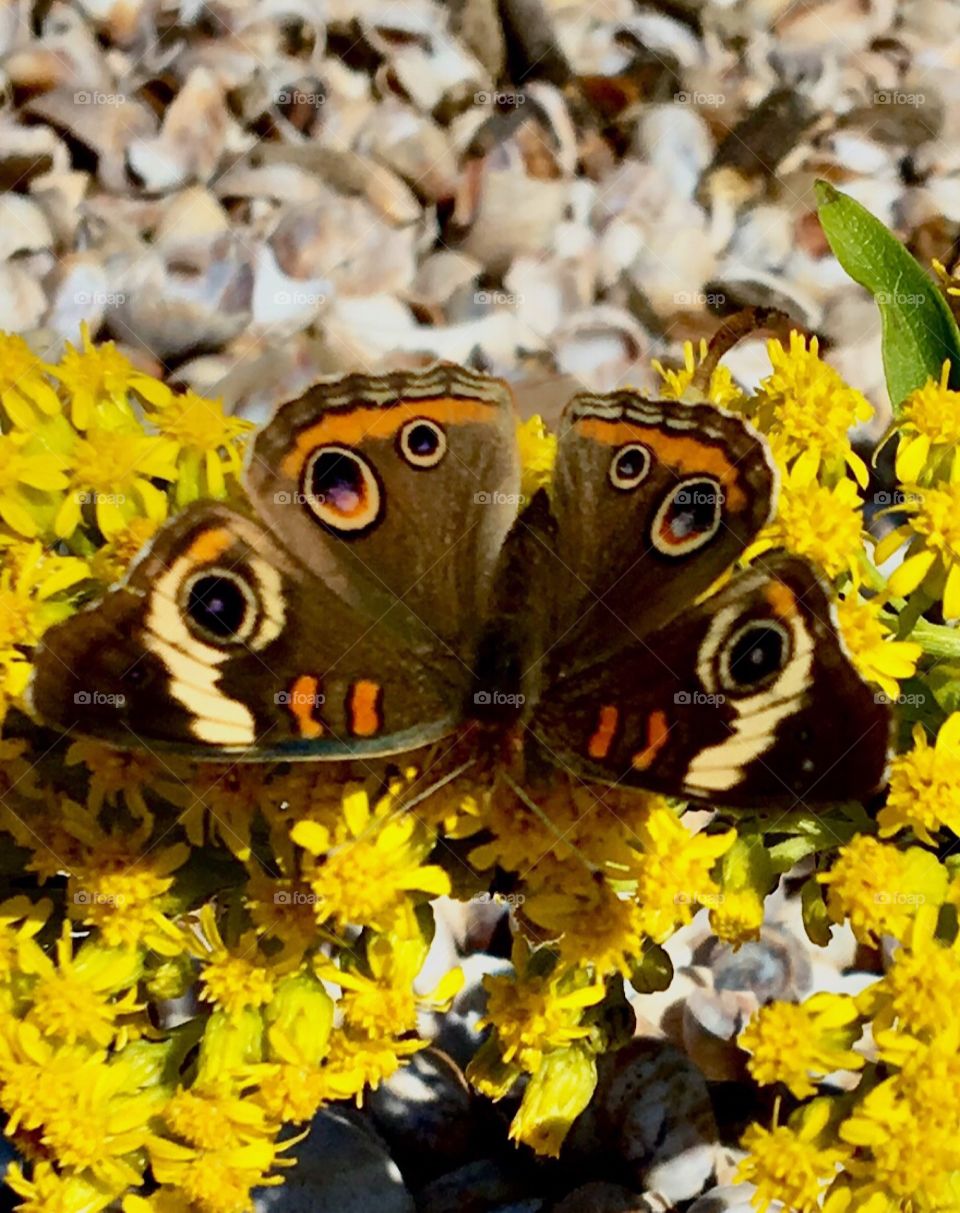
[800,877,832,948]
[630,941,674,994]
[815,180,960,411]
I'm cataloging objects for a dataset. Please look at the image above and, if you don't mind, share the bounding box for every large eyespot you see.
[182,568,258,647]
[719,620,791,693]
[398,418,447,469]
[651,476,724,556]
[609,443,651,491]
[301,445,382,534]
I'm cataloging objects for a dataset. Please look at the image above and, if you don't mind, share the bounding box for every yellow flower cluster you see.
[0,326,958,1212]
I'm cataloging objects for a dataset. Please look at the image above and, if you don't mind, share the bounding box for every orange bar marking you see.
[281,397,497,477]
[288,674,323,739]
[349,679,382,737]
[765,583,797,619]
[186,528,233,564]
[588,704,619,759]
[575,417,745,511]
[631,709,670,771]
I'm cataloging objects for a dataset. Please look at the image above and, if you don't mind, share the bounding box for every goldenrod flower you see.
[746,333,873,487]
[839,1031,960,1209]
[819,836,947,944]
[739,1099,851,1213]
[879,481,960,619]
[147,1135,292,1213]
[858,904,960,1042]
[0,895,51,990]
[509,1044,597,1157]
[744,458,866,580]
[292,787,449,933]
[26,923,143,1048]
[879,715,960,843]
[629,803,735,941]
[894,360,960,482]
[0,334,61,428]
[0,429,70,537]
[739,992,864,1098]
[516,414,557,500]
[190,905,288,1018]
[7,1161,117,1213]
[710,887,765,946]
[834,592,921,703]
[147,390,251,505]
[51,324,171,430]
[525,879,646,978]
[164,1085,277,1152]
[477,948,604,1073]
[652,339,745,409]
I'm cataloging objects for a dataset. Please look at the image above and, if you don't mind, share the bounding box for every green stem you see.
[911,618,960,659]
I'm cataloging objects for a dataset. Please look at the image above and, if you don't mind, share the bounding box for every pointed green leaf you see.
[815,180,960,411]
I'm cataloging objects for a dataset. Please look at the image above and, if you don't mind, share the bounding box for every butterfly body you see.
[29,363,890,808]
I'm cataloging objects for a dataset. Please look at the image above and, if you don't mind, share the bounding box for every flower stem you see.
[911,618,960,659]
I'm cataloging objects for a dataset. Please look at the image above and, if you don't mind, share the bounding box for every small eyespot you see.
[651,476,724,556]
[182,568,258,646]
[609,443,651,491]
[719,620,791,693]
[398,419,447,468]
[301,445,383,534]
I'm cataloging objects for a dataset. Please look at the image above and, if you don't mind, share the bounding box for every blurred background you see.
[1,0,956,425]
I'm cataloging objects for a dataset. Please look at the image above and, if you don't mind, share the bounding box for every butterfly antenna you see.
[690,306,805,396]
[501,771,598,876]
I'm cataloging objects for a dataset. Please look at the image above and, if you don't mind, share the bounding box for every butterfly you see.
[28,362,890,808]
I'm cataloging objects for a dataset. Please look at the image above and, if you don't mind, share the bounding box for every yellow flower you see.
[834,592,921,702]
[0,334,62,429]
[744,457,866,580]
[652,338,745,409]
[164,1085,277,1151]
[525,878,646,978]
[739,1099,850,1213]
[739,992,864,1098]
[292,787,450,933]
[509,1044,597,1157]
[147,1135,291,1213]
[818,835,947,944]
[710,886,765,946]
[26,924,143,1048]
[88,502,168,585]
[516,414,557,500]
[746,333,873,487]
[56,421,179,539]
[477,948,604,1073]
[629,804,735,942]
[879,715,960,843]
[6,1161,117,1213]
[894,360,960,482]
[879,481,960,619]
[51,323,171,430]
[0,1021,165,1191]
[190,905,286,1018]
[0,428,70,537]
[0,895,52,990]
[147,390,251,505]
[839,1031,960,1209]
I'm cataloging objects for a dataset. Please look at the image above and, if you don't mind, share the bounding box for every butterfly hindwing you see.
[530,552,890,806]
